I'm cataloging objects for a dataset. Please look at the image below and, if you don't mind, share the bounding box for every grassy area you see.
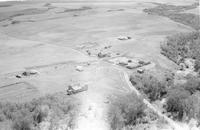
[143,3,200,30]
[0,8,49,23]
[0,93,79,130]
[61,6,92,13]
[0,5,92,23]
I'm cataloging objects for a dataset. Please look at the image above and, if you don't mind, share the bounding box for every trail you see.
[74,96,109,130]
[74,63,109,130]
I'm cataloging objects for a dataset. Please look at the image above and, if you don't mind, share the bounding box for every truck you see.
[66,83,88,95]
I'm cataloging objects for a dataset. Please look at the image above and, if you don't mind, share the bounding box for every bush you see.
[166,87,190,120]
[194,58,200,72]
[184,92,200,123]
[130,73,167,101]
[166,78,200,122]
[13,116,33,130]
[183,77,200,94]
[108,93,147,130]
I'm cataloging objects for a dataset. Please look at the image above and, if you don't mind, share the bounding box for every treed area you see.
[128,31,200,127]
[130,71,200,123]
[143,3,200,30]
[160,31,200,123]
[141,3,200,125]
[108,93,158,130]
[127,29,200,129]
[0,93,79,130]
[161,31,200,72]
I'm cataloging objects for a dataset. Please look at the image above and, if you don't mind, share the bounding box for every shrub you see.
[166,78,200,122]
[166,87,190,120]
[108,93,147,130]
[13,116,33,130]
[184,92,200,123]
[183,77,200,94]
[194,58,200,72]
[130,73,167,101]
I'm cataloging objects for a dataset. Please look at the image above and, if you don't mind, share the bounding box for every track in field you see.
[0,82,40,102]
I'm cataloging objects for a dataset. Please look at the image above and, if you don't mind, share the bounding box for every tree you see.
[184,92,200,123]
[108,93,146,130]
[183,77,200,94]
[166,87,190,120]
[130,74,167,101]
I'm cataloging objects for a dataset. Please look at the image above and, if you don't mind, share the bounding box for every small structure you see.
[137,68,145,74]
[128,59,132,63]
[66,83,88,95]
[98,52,106,58]
[118,36,131,41]
[86,62,90,66]
[138,60,151,66]
[104,45,112,49]
[97,52,111,58]
[73,14,79,17]
[126,63,140,69]
[16,75,22,78]
[76,66,84,72]
[117,57,129,66]
[22,69,39,76]
[116,52,120,55]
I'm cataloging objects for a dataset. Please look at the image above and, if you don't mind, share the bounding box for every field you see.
[0,0,199,129]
